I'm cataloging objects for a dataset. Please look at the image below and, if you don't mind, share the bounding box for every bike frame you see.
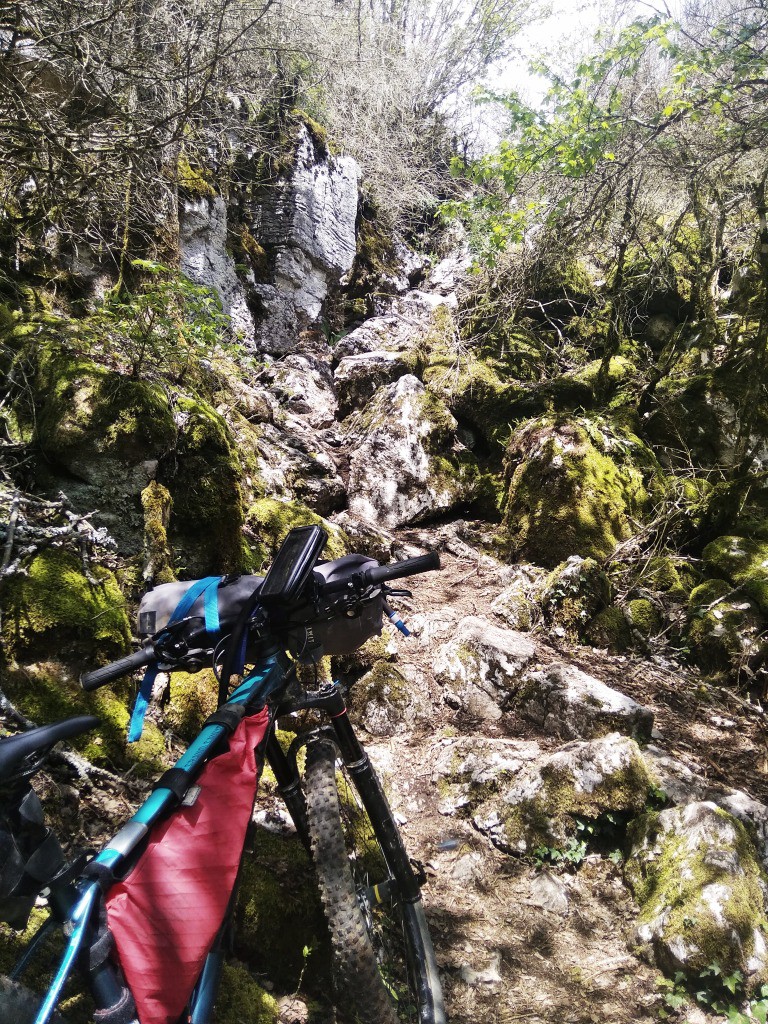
[15,650,433,1024]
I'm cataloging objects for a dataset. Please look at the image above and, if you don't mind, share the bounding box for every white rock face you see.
[179,197,255,341]
[334,350,412,416]
[253,126,360,349]
[344,374,476,528]
[519,662,654,741]
[433,616,537,721]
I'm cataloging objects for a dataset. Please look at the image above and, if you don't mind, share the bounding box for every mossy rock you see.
[503,415,665,568]
[214,962,280,1024]
[473,733,653,853]
[586,606,632,651]
[626,802,768,983]
[538,555,611,641]
[34,345,177,467]
[626,598,661,637]
[685,579,763,676]
[1,549,130,661]
[164,668,218,741]
[246,498,349,569]
[164,398,252,576]
[234,829,327,990]
[0,661,167,776]
[702,536,768,615]
[640,555,702,602]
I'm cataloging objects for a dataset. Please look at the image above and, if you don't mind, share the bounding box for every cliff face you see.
[5,111,768,1024]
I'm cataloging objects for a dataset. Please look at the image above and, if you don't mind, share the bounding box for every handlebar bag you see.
[105,709,269,1024]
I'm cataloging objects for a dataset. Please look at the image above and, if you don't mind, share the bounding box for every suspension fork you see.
[281,682,423,903]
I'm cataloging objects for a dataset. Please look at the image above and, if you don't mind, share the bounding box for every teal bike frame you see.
[21,653,289,1024]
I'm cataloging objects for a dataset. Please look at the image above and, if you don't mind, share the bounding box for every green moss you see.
[626,599,660,637]
[141,481,175,585]
[0,662,167,776]
[234,830,326,990]
[176,152,216,198]
[641,555,701,601]
[246,498,349,568]
[500,750,652,852]
[503,416,664,568]
[165,668,218,741]
[1,549,130,661]
[626,806,768,982]
[685,578,761,675]
[215,962,280,1024]
[586,606,632,651]
[166,398,252,575]
[703,535,768,615]
[538,556,611,640]
[34,344,177,463]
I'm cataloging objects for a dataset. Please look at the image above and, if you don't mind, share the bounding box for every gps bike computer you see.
[259,525,327,605]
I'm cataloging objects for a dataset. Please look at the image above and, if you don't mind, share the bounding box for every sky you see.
[495,0,684,104]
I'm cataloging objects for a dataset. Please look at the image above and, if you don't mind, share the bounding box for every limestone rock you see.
[472,733,652,853]
[626,801,768,981]
[180,196,255,341]
[490,568,546,631]
[433,616,537,721]
[267,354,338,429]
[344,375,489,528]
[334,350,413,417]
[537,555,611,640]
[518,662,654,741]
[346,663,426,737]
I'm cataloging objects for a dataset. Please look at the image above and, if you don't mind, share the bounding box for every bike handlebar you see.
[80,551,441,691]
[81,645,156,692]
[362,551,441,587]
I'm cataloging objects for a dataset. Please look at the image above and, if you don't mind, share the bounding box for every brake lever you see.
[383,586,412,598]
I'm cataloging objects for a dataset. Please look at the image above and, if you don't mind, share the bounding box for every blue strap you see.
[127,577,221,743]
[127,663,159,743]
[204,579,221,634]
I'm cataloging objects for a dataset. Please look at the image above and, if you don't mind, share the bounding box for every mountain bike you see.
[0,525,447,1024]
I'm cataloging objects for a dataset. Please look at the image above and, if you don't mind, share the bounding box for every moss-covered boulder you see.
[245,497,349,569]
[163,398,251,575]
[685,579,763,676]
[626,801,768,983]
[502,415,664,568]
[472,733,653,854]
[344,375,499,528]
[1,549,130,661]
[490,567,546,631]
[703,536,768,615]
[537,555,611,640]
[0,661,166,776]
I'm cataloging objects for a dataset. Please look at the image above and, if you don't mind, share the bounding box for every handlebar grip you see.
[363,551,441,586]
[81,645,156,692]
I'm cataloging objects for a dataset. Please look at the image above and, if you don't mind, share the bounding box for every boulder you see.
[517,663,654,741]
[346,663,427,737]
[537,556,611,640]
[344,375,492,528]
[685,579,763,676]
[502,415,664,568]
[432,616,537,721]
[490,567,546,631]
[334,350,413,416]
[472,733,652,853]
[626,802,768,982]
[267,353,338,429]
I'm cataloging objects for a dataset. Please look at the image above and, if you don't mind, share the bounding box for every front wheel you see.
[303,737,445,1024]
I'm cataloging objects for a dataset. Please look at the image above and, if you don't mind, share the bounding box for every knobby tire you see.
[304,737,442,1024]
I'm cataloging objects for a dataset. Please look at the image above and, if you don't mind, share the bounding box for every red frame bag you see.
[105,710,269,1024]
